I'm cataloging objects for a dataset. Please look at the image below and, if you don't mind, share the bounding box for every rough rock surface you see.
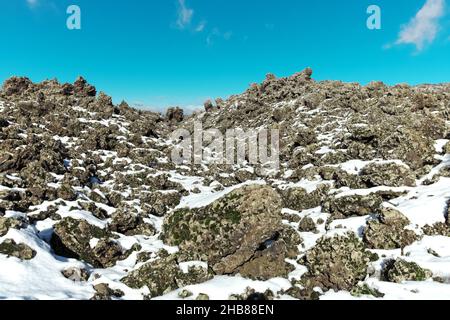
[302,233,378,291]
[0,217,23,236]
[323,194,383,218]
[360,162,416,187]
[51,217,128,268]
[363,208,419,249]
[161,185,298,279]
[107,210,155,236]
[384,259,433,283]
[121,253,212,297]
[0,239,36,260]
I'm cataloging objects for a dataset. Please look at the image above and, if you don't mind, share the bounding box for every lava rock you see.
[302,233,378,291]
[161,185,297,279]
[0,239,36,260]
[384,259,432,283]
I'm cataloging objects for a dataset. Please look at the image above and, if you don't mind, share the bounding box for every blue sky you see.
[0,0,449,111]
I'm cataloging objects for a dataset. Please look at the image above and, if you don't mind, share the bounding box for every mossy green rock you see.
[385,259,432,283]
[121,255,212,297]
[161,185,289,277]
[351,283,384,298]
[422,222,450,237]
[323,194,382,218]
[0,239,36,260]
[360,162,416,187]
[303,233,378,291]
[281,185,329,212]
[237,240,292,280]
[0,217,23,236]
[363,208,419,249]
[107,210,155,236]
[298,216,317,232]
[51,217,126,268]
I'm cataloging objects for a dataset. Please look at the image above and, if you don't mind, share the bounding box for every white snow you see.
[155,276,292,300]
[179,261,208,274]
[0,228,94,300]
[176,180,266,209]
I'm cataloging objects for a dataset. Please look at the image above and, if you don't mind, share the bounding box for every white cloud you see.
[176,0,194,29]
[26,0,39,7]
[195,21,206,32]
[396,0,446,51]
[206,28,232,46]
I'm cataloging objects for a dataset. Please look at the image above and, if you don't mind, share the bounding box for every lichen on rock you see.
[161,185,300,280]
[0,239,36,260]
[121,254,212,297]
[360,162,416,187]
[0,216,23,237]
[301,233,378,291]
[323,193,383,218]
[363,208,419,249]
[50,217,129,268]
[383,259,432,283]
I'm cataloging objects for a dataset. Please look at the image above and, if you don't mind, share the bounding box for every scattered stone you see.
[0,217,23,236]
[281,185,329,212]
[204,100,215,112]
[422,222,450,237]
[298,216,317,233]
[2,77,32,96]
[62,267,90,282]
[196,293,210,300]
[292,128,317,147]
[0,239,36,260]
[350,284,384,298]
[166,107,184,123]
[79,202,109,220]
[141,191,182,217]
[73,76,96,97]
[363,208,419,249]
[360,162,416,187]
[108,210,155,237]
[178,289,193,299]
[283,285,320,300]
[121,254,212,297]
[57,184,77,201]
[136,251,153,264]
[384,259,432,283]
[323,194,382,218]
[51,217,127,268]
[302,233,378,291]
[91,283,124,300]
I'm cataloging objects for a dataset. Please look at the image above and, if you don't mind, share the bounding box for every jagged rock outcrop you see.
[161,185,300,279]
[363,208,419,249]
[383,259,433,283]
[121,252,213,297]
[50,217,131,268]
[0,239,36,260]
[301,233,378,291]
